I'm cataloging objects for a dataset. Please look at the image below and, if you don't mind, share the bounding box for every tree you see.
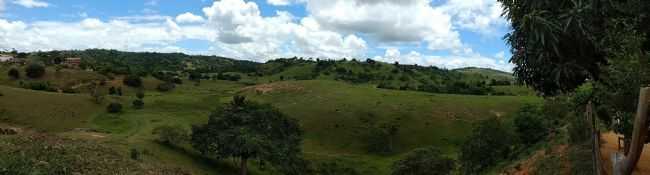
[25,63,46,78]
[107,102,122,113]
[8,68,20,79]
[459,117,514,174]
[123,75,142,87]
[391,147,455,175]
[191,96,305,175]
[499,0,650,96]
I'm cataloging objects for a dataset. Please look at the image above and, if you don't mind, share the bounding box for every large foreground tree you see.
[191,96,305,175]
[499,0,650,96]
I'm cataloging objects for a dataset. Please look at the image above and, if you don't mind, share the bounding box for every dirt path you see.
[600,132,650,174]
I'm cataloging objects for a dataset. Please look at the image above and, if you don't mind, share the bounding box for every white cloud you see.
[439,0,508,36]
[201,0,366,61]
[0,0,512,71]
[374,48,513,72]
[267,0,304,6]
[0,18,215,53]
[305,0,463,52]
[267,0,290,6]
[13,0,48,8]
[176,12,205,23]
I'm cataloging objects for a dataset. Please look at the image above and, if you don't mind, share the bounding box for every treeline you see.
[257,57,511,95]
[15,50,515,95]
[26,49,259,76]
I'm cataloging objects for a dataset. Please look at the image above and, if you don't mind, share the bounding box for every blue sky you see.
[0,0,514,71]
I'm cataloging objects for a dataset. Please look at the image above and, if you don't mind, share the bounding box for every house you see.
[0,54,13,62]
[64,57,82,67]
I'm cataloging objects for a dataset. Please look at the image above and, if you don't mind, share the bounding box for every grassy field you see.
[0,67,540,174]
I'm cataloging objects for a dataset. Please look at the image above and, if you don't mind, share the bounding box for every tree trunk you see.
[615,87,650,175]
[240,157,248,175]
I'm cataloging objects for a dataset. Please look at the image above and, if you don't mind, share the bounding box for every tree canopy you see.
[499,0,650,96]
[191,96,305,175]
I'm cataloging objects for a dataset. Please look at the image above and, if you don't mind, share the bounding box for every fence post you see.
[588,101,602,175]
[614,87,650,175]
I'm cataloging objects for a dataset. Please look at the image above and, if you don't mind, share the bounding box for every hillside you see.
[0,73,539,174]
[454,67,514,81]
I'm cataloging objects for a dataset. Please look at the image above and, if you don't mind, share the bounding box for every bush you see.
[391,147,455,175]
[132,99,144,109]
[156,82,176,92]
[513,104,549,145]
[106,103,123,113]
[25,63,46,78]
[8,68,20,79]
[123,75,142,87]
[152,125,188,147]
[459,117,515,174]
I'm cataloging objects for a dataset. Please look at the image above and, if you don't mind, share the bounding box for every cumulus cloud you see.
[0,18,215,53]
[374,48,513,72]
[0,0,512,70]
[13,0,48,8]
[176,12,205,23]
[305,0,463,52]
[439,0,508,35]
[201,0,366,61]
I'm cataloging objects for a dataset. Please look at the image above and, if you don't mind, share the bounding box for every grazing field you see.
[241,80,539,174]
[0,75,539,174]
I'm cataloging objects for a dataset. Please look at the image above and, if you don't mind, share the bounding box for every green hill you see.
[454,67,514,81]
[0,77,539,174]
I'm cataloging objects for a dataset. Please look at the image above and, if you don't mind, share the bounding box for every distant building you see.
[64,57,82,67]
[0,54,13,62]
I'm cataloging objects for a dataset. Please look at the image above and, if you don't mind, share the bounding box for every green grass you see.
[0,85,103,132]
[240,80,540,174]
[0,73,540,174]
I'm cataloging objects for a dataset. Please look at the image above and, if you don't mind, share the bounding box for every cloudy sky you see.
[0,0,514,71]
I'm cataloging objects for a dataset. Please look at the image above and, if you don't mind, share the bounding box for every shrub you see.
[156,82,175,92]
[25,63,46,78]
[459,117,515,174]
[132,99,144,109]
[123,75,142,87]
[152,125,188,147]
[106,103,123,113]
[391,147,455,175]
[513,104,549,145]
[8,68,20,79]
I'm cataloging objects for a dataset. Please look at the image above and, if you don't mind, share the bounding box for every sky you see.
[0,0,515,71]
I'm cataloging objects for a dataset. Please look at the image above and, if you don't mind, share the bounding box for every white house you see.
[0,54,13,62]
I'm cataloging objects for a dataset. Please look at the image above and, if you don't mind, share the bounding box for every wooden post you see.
[588,101,602,175]
[614,87,650,175]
